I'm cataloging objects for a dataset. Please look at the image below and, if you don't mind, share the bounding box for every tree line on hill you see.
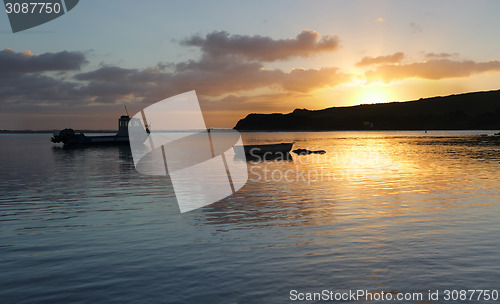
[234,89,500,131]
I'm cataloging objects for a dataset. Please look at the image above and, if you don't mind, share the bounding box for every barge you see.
[51,115,133,146]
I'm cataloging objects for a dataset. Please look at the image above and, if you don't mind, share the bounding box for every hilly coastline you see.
[234,89,500,131]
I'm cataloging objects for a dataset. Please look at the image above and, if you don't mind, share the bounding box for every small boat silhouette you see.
[233,142,294,155]
[51,115,144,146]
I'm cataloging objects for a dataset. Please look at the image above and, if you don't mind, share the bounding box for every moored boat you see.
[233,142,294,155]
[51,115,132,146]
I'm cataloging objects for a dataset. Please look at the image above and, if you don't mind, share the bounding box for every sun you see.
[356,85,393,105]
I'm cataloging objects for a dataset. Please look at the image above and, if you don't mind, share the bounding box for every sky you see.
[2,0,500,130]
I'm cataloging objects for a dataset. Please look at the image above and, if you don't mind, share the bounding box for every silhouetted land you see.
[234,89,500,131]
[0,130,115,134]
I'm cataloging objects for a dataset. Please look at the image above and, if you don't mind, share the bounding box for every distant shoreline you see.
[0,130,116,134]
[236,129,500,133]
[0,128,235,134]
[2,129,499,134]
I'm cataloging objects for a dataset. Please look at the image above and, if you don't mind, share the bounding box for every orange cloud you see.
[356,52,404,67]
[365,59,500,82]
[425,52,457,58]
[75,63,352,104]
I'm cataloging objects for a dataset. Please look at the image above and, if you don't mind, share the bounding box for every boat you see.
[233,142,294,156]
[292,148,326,155]
[51,115,134,146]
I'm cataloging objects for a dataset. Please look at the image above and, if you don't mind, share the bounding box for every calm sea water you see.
[1,131,500,303]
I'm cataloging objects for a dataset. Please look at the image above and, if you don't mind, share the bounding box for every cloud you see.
[0,48,87,74]
[425,52,457,58]
[0,51,147,108]
[72,29,350,102]
[0,49,88,108]
[356,52,404,67]
[365,59,500,82]
[0,73,80,105]
[74,60,351,103]
[0,30,349,126]
[409,22,422,34]
[75,66,137,82]
[181,30,340,61]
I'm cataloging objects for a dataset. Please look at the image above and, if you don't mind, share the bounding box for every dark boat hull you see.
[51,128,129,146]
[233,142,294,155]
[75,135,129,145]
[51,115,134,147]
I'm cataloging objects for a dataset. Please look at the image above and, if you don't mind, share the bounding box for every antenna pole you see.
[124,105,129,116]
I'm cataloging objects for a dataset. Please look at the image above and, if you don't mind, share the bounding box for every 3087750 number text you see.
[5,2,62,14]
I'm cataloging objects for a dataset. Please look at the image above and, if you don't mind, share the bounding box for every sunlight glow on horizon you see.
[353,83,395,105]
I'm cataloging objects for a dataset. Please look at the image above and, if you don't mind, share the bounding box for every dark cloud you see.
[356,52,404,67]
[1,30,348,125]
[72,32,349,101]
[74,66,172,103]
[365,59,500,82]
[76,66,170,83]
[181,30,339,61]
[0,73,79,105]
[0,51,126,108]
[0,48,87,74]
[74,60,351,102]
[75,66,136,82]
